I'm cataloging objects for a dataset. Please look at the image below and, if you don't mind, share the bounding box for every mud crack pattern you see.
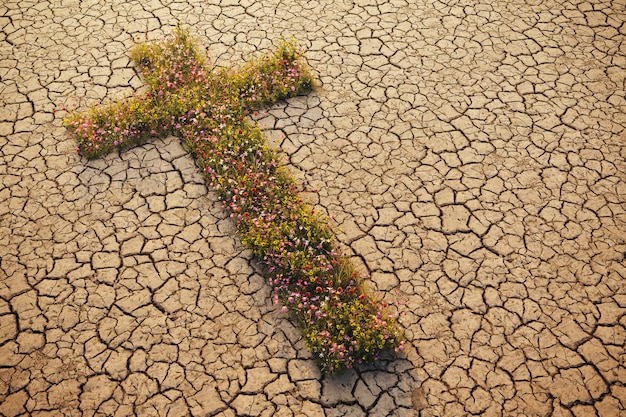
[1,0,625,416]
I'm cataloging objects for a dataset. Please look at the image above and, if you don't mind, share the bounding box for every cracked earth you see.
[1,0,625,416]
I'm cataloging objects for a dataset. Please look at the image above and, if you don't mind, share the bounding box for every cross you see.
[64,26,403,372]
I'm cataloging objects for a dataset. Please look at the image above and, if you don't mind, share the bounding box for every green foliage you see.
[64,26,404,372]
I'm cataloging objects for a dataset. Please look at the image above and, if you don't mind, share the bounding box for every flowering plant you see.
[65,26,404,372]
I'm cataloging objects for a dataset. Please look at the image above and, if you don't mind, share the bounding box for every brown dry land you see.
[1,0,625,416]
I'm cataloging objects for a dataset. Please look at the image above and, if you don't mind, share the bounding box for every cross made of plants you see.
[65,26,404,372]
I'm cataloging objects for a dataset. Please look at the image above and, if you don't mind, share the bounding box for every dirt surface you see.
[1,0,625,416]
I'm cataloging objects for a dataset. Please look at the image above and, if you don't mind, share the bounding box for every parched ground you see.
[1,0,625,416]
